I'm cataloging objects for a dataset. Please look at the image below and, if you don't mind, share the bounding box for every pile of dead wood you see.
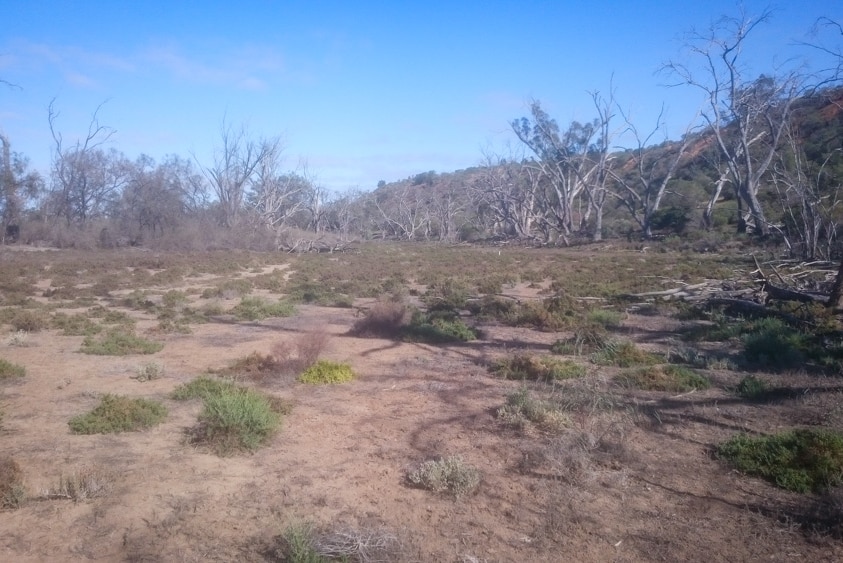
[620,257,838,318]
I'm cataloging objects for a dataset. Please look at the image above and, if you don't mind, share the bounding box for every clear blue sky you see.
[1,1,840,192]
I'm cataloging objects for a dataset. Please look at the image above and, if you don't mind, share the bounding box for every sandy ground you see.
[0,261,841,562]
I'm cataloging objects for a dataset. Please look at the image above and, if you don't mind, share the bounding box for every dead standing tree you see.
[665,8,804,236]
[204,121,280,228]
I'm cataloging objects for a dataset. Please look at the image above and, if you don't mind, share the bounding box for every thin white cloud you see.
[139,41,287,90]
[63,70,98,89]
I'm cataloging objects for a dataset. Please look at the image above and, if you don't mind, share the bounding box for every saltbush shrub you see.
[68,395,167,434]
[718,429,843,493]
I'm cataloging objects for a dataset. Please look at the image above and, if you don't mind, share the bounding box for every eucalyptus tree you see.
[665,8,804,235]
[47,100,129,227]
[204,120,281,228]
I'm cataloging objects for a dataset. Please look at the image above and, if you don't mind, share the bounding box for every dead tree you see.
[665,8,804,235]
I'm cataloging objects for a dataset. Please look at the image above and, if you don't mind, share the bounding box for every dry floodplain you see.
[0,243,841,562]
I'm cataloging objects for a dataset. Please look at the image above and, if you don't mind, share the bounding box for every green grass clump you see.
[230,296,296,321]
[590,340,662,367]
[68,394,167,434]
[195,387,281,455]
[491,354,586,382]
[173,376,283,455]
[171,376,238,401]
[0,359,26,380]
[616,364,710,392]
[80,329,163,355]
[717,429,843,493]
[408,456,481,498]
[298,360,355,385]
[497,388,569,432]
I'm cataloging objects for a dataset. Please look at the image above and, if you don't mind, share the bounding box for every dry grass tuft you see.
[0,457,26,508]
[43,467,113,501]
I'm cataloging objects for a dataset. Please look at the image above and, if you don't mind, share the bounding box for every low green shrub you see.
[68,395,167,434]
[491,354,586,382]
[80,329,163,355]
[741,317,806,370]
[407,456,481,498]
[465,295,518,323]
[285,282,353,308]
[0,359,26,380]
[9,309,49,332]
[717,429,843,493]
[298,361,355,385]
[404,310,478,343]
[511,294,582,331]
[230,296,295,321]
[52,312,102,336]
[736,375,770,400]
[161,290,189,308]
[616,364,710,392]
[422,278,472,311]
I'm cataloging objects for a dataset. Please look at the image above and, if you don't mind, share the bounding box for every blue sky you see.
[1,1,840,192]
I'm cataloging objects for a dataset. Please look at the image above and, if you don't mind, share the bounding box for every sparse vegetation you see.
[403,310,478,343]
[551,325,610,355]
[230,296,296,321]
[491,354,586,381]
[272,522,400,563]
[298,360,355,385]
[0,359,26,380]
[590,339,662,367]
[407,456,481,498]
[615,364,710,392]
[45,467,112,501]
[349,299,410,337]
[718,429,843,493]
[736,375,770,400]
[80,328,163,355]
[68,394,168,434]
[0,457,26,509]
[497,387,569,432]
[9,309,49,333]
[172,375,235,399]
[52,312,101,336]
[133,362,164,382]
